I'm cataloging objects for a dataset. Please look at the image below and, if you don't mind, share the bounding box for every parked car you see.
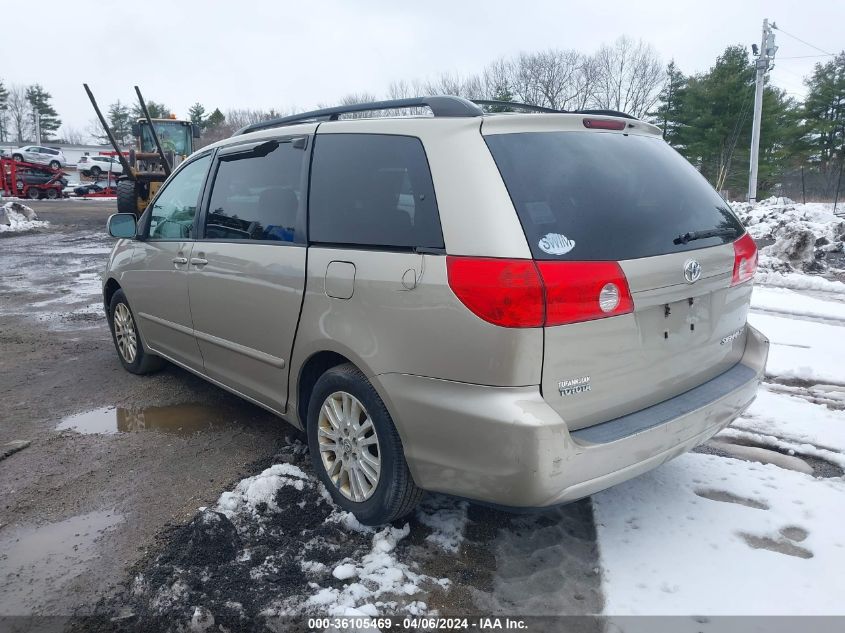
[15,171,68,189]
[102,96,768,525]
[74,182,114,196]
[78,155,123,177]
[10,145,66,169]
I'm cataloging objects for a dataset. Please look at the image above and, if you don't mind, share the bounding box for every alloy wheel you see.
[113,303,138,364]
[318,391,381,502]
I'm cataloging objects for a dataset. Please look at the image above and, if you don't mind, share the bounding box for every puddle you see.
[704,437,845,479]
[739,532,814,559]
[56,403,238,436]
[694,488,769,510]
[0,510,123,615]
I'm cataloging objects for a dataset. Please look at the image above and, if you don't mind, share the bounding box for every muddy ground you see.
[0,201,604,629]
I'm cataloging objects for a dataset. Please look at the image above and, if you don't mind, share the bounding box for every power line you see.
[778,54,835,60]
[771,24,834,56]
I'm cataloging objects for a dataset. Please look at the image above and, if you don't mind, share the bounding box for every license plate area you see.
[639,294,712,347]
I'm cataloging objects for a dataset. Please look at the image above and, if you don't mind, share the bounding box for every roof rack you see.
[234,96,484,136]
[472,100,563,114]
[574,109,637,120]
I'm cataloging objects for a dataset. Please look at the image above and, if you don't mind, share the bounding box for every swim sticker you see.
[538,233,575,255]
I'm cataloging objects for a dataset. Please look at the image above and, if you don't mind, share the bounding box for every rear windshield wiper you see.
[673,227,739,245]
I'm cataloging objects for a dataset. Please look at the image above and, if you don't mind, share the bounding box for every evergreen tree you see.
[206,108,225,129]
[25,84,61,140]
[131,100,171,120]
[488,84,515,112]
[188,102,207,128]
[801,52,845,168]
[108,100,132,145]
[0,79,9,142]
[650,60,687,145]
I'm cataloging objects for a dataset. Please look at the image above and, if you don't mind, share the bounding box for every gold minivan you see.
[103,96,768,525]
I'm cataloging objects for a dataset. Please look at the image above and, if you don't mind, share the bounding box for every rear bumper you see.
[376,324,769,508]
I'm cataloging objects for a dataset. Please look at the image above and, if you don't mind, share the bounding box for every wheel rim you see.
[318,391,381,502]
[113,303,138,364]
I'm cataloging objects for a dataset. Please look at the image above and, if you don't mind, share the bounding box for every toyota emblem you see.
[684,259,702,284]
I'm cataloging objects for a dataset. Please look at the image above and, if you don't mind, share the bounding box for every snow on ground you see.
[748,312,845,385]
[0,202,49,233]
[596,261,845,615]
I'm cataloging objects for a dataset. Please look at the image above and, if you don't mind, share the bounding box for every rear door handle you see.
[172,257,188,264]
[190,258,208,266]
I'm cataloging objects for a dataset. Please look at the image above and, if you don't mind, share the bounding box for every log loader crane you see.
[84,84,201,216]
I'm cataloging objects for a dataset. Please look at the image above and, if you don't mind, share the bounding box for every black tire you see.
[107,289,165,375]
[12,153,23,162]
[306,363,422,526]
[49,160,61,170]
[45,188,59,199]
[26,188,41,199]
[90,165,102,176]
[116,180,140,216]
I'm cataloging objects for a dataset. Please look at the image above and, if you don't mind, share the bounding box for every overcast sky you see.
[4,0,843,140]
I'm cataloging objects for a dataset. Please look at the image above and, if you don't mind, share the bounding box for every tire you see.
[45,188,59,199]
[26,188,41,200]
[12,153,22,162]
[107,289,165,375]
[116,180,140,216]
[49,160,60,170]
[306,363,422,525]
[90,166,102,176]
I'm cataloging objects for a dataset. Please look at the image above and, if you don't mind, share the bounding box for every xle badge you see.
[559,376,591,396]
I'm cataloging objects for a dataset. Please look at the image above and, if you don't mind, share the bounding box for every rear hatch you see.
[483,118,756,430]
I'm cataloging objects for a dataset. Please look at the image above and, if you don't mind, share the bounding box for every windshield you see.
[484,131,745,261]
[140,121,191,156]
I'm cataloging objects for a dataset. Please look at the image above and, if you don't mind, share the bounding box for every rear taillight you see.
[731,233,758,286]
[446,257,544,327]
[446,257,633,328]
[537,261,634,325]
[583,118,626,131]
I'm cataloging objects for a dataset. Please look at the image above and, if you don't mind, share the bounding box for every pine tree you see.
[650,60,687,145]
[0,79,9,142]
[25,84,61,140]
[131,100,172,120]
[206,108,225,129]
[108,100,132,145]
[488,84,515,112]
[188,102,207,129]
[801,52,845,168]
[672,46,758,193]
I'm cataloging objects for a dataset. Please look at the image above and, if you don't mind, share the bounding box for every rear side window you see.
[309,134,443,249]
[204,140,306,243]
[485,132,744,261]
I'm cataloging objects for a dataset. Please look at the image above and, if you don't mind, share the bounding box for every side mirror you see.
[108,213,137,239]
[192,124,202,139]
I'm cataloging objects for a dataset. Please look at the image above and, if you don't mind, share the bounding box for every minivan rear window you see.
[484,131,744,261]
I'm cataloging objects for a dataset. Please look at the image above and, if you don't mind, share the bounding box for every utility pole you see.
[748,18,777,203]
[33,111,41,144]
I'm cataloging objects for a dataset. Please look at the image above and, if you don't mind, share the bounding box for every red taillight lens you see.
[446,257,544,327]
[732,233,758,286]
[583,118,626,131]
[446,257,634,328]
[537,261,634,325]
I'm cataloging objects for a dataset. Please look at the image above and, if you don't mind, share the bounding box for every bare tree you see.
[507,50,586,110]
[56,126,85,144]
[7,85,31,143]
[589,36,663,117]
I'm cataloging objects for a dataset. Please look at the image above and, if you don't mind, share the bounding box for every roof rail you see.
[233,96,484,136]
[575,109,638,120]
[472,100,563,114]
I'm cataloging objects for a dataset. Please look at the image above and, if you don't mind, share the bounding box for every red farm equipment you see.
[0,158,67,200]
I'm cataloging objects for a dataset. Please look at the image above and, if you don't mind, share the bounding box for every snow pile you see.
[731,197,845,274]
[120,444,449,629]
[0,201,48,233]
